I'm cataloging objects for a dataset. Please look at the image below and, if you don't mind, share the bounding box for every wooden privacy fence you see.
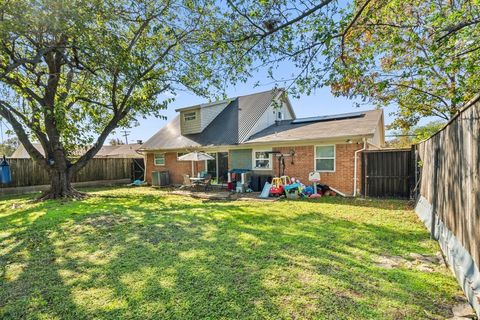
[415,98,480,315]
[361,149,414,198]
[1,158,133,188]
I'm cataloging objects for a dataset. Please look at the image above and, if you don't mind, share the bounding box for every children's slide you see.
[259,182,271,198]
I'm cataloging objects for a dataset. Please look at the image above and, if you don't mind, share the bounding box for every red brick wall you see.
[145,152,205,185]
[272,143,363,195]
[145,143,364,193]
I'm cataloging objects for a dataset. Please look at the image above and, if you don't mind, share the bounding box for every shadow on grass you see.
[0,190,459,319]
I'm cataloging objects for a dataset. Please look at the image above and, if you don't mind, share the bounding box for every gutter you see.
[136,136,373,153]
[353,138,367,197]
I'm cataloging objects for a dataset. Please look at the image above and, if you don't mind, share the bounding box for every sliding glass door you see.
[217,152,228,184]
[205,152,228,185]
[205,153,217,182]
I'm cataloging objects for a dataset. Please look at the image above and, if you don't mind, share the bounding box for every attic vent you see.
[291,111,365,124]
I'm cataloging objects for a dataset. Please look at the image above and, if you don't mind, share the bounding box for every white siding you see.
[368,114,385,147]
[244,95,294,140]
[180,109,201,134]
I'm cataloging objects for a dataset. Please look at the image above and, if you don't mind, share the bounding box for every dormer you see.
[179,107,201,134]
[176,99,230,135]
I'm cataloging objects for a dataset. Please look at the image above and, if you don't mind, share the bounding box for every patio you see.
[169,189,279,201]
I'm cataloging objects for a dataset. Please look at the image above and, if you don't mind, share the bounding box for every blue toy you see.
[302,186,314,196]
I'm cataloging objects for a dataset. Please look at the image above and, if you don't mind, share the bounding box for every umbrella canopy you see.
[178,151,214,162]
[177,151,215,176]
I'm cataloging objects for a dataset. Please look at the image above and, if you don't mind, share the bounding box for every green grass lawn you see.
[0,187,462,319]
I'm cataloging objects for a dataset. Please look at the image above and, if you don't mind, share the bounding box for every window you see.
[183,111,196,121]
[253,150,271,169]
[277,111,283,120]
[315,145,335,172]
[154,153,165,166]
[177,152,188,160]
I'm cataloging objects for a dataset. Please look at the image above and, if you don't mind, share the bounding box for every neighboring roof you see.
[11,143,142,159]
[141,89,285,150]
[94,144,142,158]
[245,109,383,144]
[10,143,44,158]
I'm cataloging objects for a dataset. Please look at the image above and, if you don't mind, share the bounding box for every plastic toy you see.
[270,177,285,196]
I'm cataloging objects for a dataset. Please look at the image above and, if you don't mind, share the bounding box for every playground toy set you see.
[260,171,338,199]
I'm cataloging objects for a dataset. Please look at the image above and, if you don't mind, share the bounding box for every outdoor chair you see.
[201,174,212,191]
[180,174,192,189]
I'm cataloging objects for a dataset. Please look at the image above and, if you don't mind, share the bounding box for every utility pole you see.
[121,130,130,144]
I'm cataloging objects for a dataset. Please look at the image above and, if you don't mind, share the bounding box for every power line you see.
[120,130,131,144]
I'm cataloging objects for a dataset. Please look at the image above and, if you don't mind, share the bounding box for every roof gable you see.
[237,90,280,142]
[141,89,283,149]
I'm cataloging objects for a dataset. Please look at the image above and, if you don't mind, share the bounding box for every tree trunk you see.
[38,153,85,200]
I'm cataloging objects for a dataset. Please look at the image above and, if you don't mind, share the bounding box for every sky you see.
[112,73,399,144]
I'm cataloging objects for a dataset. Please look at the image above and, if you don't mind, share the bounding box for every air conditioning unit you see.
[152,171,170,187]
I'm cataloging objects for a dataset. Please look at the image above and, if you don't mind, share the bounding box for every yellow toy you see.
[269,176,291,196]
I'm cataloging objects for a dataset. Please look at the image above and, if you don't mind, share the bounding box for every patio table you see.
[189,177,205,189]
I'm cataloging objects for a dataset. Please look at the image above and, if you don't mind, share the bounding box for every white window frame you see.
[154,153,165,166]
[252,150,272,170]
[314,145,336,172]
[183,111,197,121]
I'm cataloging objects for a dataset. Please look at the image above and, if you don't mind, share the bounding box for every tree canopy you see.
[386,120,446,148]
[0,0,251,197]
[225,0,480,129]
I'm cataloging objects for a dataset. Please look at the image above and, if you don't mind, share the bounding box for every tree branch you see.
[225,0,335,43]
[340,0,372,64]
[0,101,48,168]
[437,18,480,42]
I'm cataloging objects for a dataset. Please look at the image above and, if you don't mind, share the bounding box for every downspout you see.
[353,138,367,197]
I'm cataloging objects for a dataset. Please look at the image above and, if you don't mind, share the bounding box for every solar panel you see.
[290,111,366,124]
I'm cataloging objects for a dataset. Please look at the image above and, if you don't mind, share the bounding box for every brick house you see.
[140,89,385,196]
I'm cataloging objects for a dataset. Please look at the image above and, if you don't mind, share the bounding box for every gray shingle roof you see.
[140,89,282,150]
[140,88,383,151]
[244,109,383,144]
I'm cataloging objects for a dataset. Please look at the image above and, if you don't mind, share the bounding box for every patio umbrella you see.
[177,151,214,176]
